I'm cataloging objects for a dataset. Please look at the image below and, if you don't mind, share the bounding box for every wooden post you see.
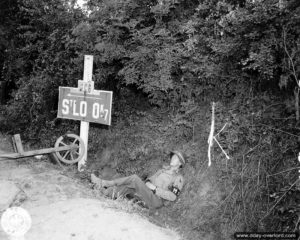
[78,55,94,171]
[13,134,24,154]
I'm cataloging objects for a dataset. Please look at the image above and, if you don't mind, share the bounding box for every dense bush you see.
[0,0,299,239]
[2,0,300,131]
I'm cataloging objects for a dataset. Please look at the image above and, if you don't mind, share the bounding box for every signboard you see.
[57,85,112,125]
[57,55,113,172]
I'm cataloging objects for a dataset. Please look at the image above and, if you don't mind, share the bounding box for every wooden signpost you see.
[57,55,113,171]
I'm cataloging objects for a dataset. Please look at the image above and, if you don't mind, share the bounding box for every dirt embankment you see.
[0,134,181,240]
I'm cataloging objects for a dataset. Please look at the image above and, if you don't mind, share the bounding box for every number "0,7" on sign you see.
[62,99,108,121]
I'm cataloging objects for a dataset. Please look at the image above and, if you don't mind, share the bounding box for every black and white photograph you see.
[0,0,299,239]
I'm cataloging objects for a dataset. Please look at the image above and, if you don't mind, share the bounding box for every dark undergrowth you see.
[1,91,299,240]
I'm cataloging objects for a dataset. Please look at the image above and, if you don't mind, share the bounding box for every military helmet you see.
[170,151,186,167]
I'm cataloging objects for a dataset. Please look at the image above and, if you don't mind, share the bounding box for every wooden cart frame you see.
[0,133,85,164]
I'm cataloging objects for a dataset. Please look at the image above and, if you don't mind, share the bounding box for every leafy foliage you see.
[0,0,300,239]
[0,0,86,135]
[3,0,299,128]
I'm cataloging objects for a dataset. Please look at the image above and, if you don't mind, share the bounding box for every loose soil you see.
[0,134,181,240]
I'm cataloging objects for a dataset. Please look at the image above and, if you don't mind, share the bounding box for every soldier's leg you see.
[92,174,163,209]
[111,174,163,209]
[102,185,132,199]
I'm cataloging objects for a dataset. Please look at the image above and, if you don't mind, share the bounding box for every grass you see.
[3,95,298,239]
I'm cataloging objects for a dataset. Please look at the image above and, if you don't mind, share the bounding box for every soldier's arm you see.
[155,187,177,201]
[173,175,184,191]
[156,175,184,201]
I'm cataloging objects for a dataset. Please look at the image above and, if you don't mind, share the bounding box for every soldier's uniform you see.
[101,166,184,209]
[93,151,185,209]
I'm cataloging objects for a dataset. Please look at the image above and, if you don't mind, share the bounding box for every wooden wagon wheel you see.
[54,134,85,164]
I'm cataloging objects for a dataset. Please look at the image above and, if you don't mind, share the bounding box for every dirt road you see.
[0,135,181,240]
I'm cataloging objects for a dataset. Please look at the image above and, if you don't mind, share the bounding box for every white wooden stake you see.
[207,102,215,167]
[78,55,93,171]
[207,102,231,167]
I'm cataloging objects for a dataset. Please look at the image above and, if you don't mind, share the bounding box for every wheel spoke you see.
[73,138,79,144]
[60,141,67,146]
[70,152,75,161]
[63,151,70,159]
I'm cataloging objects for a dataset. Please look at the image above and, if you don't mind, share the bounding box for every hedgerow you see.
[0,0,299,239]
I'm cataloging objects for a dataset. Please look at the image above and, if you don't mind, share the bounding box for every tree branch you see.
[283,27,299,88]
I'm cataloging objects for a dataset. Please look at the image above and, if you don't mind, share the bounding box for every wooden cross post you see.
[57,55,113,172]
[78,55,93,171]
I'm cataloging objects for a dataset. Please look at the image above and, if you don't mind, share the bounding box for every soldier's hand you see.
[145,181,156,190]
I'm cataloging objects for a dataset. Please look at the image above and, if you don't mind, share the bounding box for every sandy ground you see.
[0,135,181,240]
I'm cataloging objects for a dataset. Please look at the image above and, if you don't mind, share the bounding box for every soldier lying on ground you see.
[90,151,185,210]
